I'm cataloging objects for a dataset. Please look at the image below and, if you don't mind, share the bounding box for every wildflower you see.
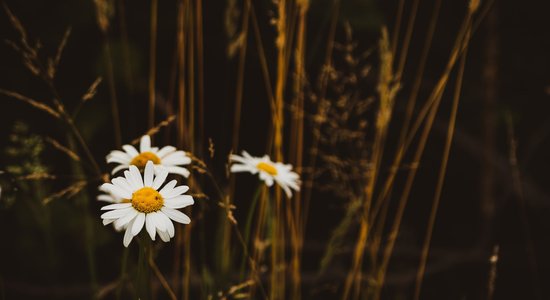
[230,151,301,197]
[106,135,191,177]
[100,161,194,247]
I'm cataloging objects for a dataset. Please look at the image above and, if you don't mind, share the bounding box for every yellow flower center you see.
[131,187,164,213]
[130,152,161,169]
[256,162,278,176]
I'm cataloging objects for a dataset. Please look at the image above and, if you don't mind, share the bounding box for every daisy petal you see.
[143,161,154,187]
[124,170,138,190]
[123,219,135,247]
[257,173,274,186]
[107,150,132,163]
[161,207,191,224]
[157,212,175,237]
[107,156,131,165]
[140,135,151,152]
[156,146,177,158]
[229,154,248,164]
[131,213,145,236]
[152,168,169,190]
[146,213,157,240]
[242,151,254,159]
[122,145,139,157]
[281,184,292,198]
[97,195,115,202]
[101,207,133,219]
[112,177,133,195]
[111,164,129,175]
[164,195,194,209]
[107,150,131,160]
[230,164,254,173]
[108,183,132,199]
[162,151,191,165]
[159,180,178,195]
[129,165,144,188]
[103,218,115,226]
[101,203,132,211]
[166,166,190,178]
[157,229,170,242]
[114,209,138,229]
[160,185,190,199]
[113,222,125,232]
[151,212,167,232]
[167,222,175,237]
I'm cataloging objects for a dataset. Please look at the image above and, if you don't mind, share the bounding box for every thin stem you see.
[390,0,405,56]
[240,185,263,277]
[395,0,420,80]
[372,16,474,297]
[117,0,134,93]
[45,81,103,178]
[413,34,468,300]
[137,237,151,300]
[396,0,441,148]
[148,0,158,129]
[202,170,268,299]
[149,251,177,300]
[116,247,129,300]
[102,39,122,148]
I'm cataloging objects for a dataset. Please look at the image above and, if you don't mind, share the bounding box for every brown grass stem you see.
[149,253,177,300]
[101,37,122,148]
[342,28,397,300]
[390,0,405,56]
[396,0,441,148]
[176,1,188,298]
[148,0,158,130]
[248,2,276,114]
[506,116,543,300]
[371,13,475,298]
[395,0,420,80]
[288,1,309,299]
[196,0,205,152]
[301,0,340,242]
[117,0,134,93]
[413,32,468,300]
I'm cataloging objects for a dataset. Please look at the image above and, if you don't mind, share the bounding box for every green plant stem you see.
[137,236,152,300]
[67,135,98,298]
[239,185,263,278]
[116,247,130,300]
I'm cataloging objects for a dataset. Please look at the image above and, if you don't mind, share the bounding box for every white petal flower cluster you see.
[99,136,194,247]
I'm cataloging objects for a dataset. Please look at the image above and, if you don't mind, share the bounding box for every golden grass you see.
[0,0,500,299]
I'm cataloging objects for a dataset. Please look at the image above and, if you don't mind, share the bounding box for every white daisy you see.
[100,161,194,247]
[106,135,191,177]
[229,151,301,197]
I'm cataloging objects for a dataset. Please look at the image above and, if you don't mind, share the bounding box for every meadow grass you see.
[0,0,499,299]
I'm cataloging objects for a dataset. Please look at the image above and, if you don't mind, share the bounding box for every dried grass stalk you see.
[131,115,176,144]
[43,180,87,205]
[0,89,60,119]
[45,137,81,161]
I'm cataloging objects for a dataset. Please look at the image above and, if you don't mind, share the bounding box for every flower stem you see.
[239,184,263,278]
[116,247,129,300]
[137,236,152,300]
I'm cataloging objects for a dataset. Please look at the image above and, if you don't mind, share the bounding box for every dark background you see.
[0,0,549,299]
